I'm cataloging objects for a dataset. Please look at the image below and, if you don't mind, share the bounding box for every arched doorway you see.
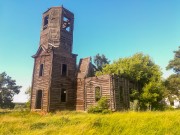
[36,90,42,109]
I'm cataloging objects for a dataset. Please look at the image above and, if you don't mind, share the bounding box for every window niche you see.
[39,64,44,77]
[43,15,49,30]
[95,86,101,102]
[61,64,67,76]
[61,89,66,102]
[62,16,71,32]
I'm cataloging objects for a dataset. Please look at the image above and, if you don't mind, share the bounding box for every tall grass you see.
[0,110,180,135]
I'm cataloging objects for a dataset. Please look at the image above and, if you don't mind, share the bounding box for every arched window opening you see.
[62,16,71,32]
[36,90,42,109]
[61,64,67,76]
[95,86,101,102]
[39,64,44,77]
[61,88,67,102]
[43,15,49,30]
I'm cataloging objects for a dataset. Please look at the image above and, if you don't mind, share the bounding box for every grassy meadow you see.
[0,110,180,135]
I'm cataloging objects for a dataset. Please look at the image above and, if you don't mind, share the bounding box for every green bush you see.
[25,101,30,109]
[102,109,112,114]
[130,100,140,111]
[98,97,109,110]
[87,97,111,113]
[164,105,175,111]
[88,106,102,113]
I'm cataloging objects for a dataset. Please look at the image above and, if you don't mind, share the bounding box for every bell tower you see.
[40,6,74,53]
[31,6,77,112]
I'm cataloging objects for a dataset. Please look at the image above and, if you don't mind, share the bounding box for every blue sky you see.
[0,0,179,102]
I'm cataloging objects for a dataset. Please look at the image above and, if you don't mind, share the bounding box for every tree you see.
[0,72,21,108]
[96,53,165,110]
[96,53,162,86]
[166,47,180,107]
[93,53,110,71]
[25,86,31,108]
[140,81,166,110]
[25,86,31,99]
[165,74,180,97]
[166,46,180,74]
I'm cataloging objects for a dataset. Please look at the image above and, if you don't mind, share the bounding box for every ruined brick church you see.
[31,6,138,112]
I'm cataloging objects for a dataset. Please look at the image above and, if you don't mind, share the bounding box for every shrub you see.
[102,109,112,114]
[98,97,109,110]
[130,100,140,111]
[164,105,175,111]
[87,97,111,113]
[88,106,102,113]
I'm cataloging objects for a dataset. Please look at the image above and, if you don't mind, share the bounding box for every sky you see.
[0,0,179,102]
